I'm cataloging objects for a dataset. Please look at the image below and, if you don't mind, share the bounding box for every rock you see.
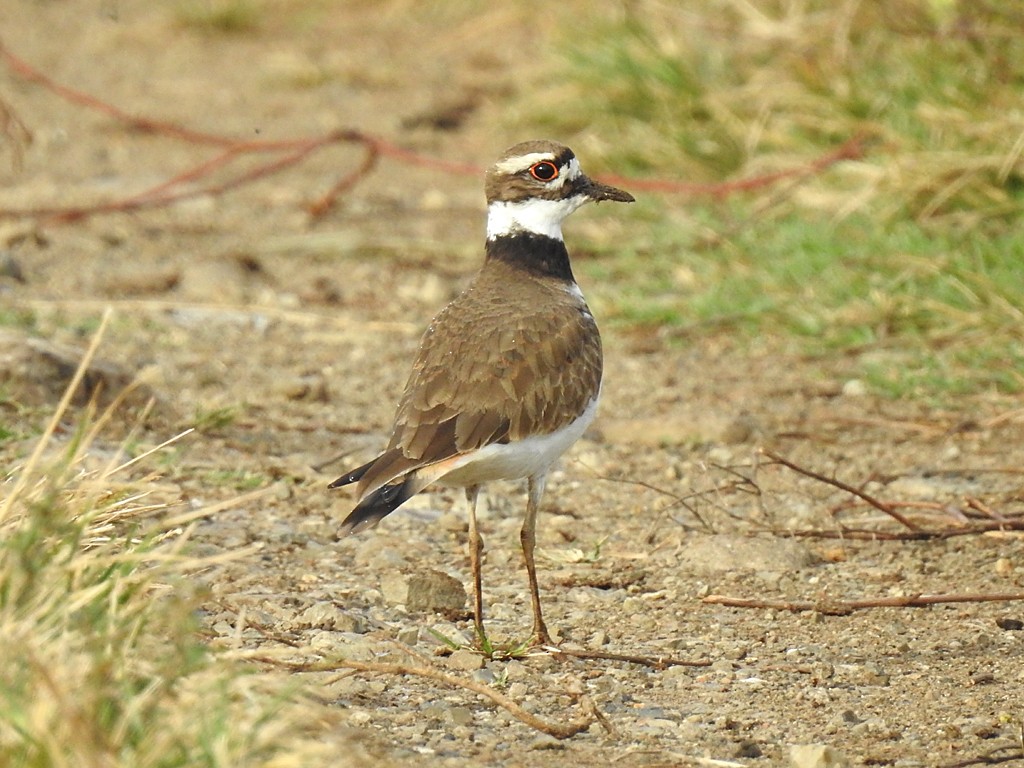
[471,668,496,685]
[380,573,410,605]
[507,682,528,699]
[677,534,817,575]
[0,328,154,411]
[789,744,852,768]
[446,706,474,726]
[309,631,376,660]
[735,740,762,758]
[396,627,420,645]
[0,250,25,282]
[841,379,868,397]
[528,734,564,750]
[835,662,890,686]
[291,602,366,633]
[446,648,484,671]
[406,570,466,615]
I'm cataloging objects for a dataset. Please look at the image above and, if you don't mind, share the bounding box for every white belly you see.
[438,396,599,487]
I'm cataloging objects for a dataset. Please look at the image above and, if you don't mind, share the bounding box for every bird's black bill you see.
[581,176,635,204]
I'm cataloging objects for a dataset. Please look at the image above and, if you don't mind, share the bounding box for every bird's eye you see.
[529,161,559,181]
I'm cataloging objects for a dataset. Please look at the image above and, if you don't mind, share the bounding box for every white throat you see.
[486,196,589,241]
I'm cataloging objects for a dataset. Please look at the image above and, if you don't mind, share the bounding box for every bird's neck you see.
[484,232,576,283]
[485,196,588,242]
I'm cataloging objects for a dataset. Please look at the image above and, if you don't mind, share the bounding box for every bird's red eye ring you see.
[529,161,559,181]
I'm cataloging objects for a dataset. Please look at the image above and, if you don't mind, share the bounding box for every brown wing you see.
[354,270,602,500]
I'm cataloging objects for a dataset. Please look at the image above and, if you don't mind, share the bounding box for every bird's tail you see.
[327,457,375,489]
[336,474,423,536]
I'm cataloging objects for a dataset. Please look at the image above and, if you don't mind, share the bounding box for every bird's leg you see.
[522,474,552,647]
[465,485,486,645]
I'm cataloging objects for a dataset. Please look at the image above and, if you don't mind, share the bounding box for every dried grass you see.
[545,0,1024,224]
[0,312,379,768]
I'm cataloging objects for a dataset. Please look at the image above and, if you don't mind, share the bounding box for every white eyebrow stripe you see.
[492,152,557,175]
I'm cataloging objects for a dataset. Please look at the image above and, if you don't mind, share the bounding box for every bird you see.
[330,139,634,646]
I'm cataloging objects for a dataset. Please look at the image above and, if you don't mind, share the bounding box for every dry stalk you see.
[253,656,603,739]
[547,646,711,670]
[0,37,868,224]
[703,591,1024,615]
[762,448,921,530]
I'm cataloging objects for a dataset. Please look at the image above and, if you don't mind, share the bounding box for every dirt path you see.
[3,3,1024,765]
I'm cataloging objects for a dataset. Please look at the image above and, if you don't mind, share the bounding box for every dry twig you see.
[547,646,711,670]
[762,448,921,530]
[703,591,1024,615]
[0,95,31,171]
[253,655,602,739]
[788,520,1024,541]
[0,37,868,224]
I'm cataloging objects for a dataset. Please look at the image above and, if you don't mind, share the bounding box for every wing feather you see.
[353,269,601,500]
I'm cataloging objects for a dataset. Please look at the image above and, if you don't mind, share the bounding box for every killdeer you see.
[331,139,634,645]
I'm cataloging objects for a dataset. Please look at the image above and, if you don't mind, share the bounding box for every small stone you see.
[471,668,496,685]
[446,706,474,726]
[836,662,889,686]
[789,743,852,768]
[841,379,867,397]
[421,703,446,721]
[721,412,760,444]
[0,251,25,282]
[380,573,409,605]
[996,617,1024,631]
[310,631,376,659]
[735,740,762,758]
[406,570,467,615]
[507,682,528,699]
[446,648,484,671]
[346,709,372,726]
[291,602,365,633]
[504,660,529,680]
[396,627,420,645]
[529,734,564,751]
[995,558,1014,577]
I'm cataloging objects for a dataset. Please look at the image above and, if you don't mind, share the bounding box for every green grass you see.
[581,208,1024,395]
[200,468,269,491]
[547,2,1024,225]
[540,1,1024,397]
[193,404,242,433]
[174,0,262,33]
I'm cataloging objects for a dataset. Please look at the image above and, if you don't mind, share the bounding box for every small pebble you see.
[407,570,466,614]
[471,668,496,685]
[528,734,564,751]
[789,743,852,768]
[446,648,484,671]
[396,626,420,645]
[446,707,474,726]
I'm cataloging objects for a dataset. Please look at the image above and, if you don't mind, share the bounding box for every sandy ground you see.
[3,3,1024,766]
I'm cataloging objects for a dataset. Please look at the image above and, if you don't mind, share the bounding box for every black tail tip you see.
[335,480,413,539]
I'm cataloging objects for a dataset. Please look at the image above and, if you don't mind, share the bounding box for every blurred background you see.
[2,0,1022,396]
